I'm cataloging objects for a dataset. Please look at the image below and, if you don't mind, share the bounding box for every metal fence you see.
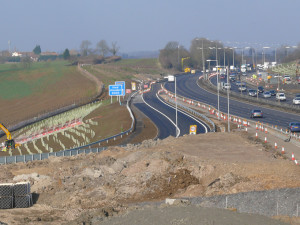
[0,91,136,165]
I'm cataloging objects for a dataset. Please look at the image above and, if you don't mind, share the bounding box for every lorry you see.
[0,123,20,151]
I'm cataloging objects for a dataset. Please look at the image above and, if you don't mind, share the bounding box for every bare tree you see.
[80,40,92,56]
[96,40,109,57]
[110,41,120,56]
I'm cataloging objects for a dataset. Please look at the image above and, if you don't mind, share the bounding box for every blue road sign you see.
[109,85,122,96]
[115,81,125,96]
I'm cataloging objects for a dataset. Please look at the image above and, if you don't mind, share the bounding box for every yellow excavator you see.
[0,123,20,152]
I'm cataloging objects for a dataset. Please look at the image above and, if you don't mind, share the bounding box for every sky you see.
[1,0,300,53]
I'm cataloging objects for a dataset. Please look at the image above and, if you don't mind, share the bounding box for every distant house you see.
[11,52,38,61]
[41,52,58,56]
[12,52,22,57]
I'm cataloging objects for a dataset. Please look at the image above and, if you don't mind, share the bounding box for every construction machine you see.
[0,123,20,151]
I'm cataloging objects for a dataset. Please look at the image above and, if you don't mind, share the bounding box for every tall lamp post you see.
[263,46,270,66]
[207,59,219,120]
[230,47,237,70]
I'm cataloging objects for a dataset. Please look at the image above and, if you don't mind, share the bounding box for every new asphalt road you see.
[133,83,210,139]
[164,74,300,129]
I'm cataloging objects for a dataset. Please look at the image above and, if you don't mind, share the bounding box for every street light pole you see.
[202,40,206,80]
[226,65,230,132]
[175,77,178,137]
[207,59,219,120]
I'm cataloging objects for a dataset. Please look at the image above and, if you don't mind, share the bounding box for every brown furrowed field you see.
[0,61,98,126]
[83,58,174,88]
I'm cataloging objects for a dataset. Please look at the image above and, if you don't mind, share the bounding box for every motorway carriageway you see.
[133,83,210,139]
[164,74,300,129]
[210,75,299,105]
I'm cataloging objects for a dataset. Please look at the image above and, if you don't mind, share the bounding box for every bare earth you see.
[1,131,300,224]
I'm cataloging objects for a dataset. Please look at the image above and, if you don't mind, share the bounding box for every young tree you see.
[110,41,120,56]
[63,48,70,59]
[97,40,109,56]
[80,40,92,56]
[21,56,32,69]
[33,45,41,55]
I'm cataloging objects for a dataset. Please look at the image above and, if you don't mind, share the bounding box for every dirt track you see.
[1,131,300,224]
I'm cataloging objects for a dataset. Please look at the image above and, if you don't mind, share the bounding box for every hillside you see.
[0,61,98,126]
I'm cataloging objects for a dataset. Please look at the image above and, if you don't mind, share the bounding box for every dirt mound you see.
[0,132,300,224]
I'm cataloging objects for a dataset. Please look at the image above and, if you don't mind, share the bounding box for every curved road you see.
[133,83,210,139]
[164,74,300,129]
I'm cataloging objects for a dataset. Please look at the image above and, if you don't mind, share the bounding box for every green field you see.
[0,61,74,100]
[0,60,97,125]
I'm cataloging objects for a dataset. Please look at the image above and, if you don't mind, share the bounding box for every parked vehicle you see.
[269,90,277,96]
[258,86,264,93]
[248,89,257,97]
[276,93,286,101]
[263,91,271,98]
[288,122,300,132]
[293,97,300,105]
[250,109,263,118]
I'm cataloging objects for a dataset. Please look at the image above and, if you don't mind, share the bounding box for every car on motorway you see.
[248,89,257,97]
[222,83,231,90]
[250,109,263,118]
[293,97,300,105]
[284,75,291,81]
[295,94,300,98]
[269,90,277,96]
[258,86,264,93]
[220,74,226,79]
[238,85,247,91]
[263,91,271,98]
[288,122,300,132]
[236,81,241,86]
[276,93,286,101]
[242,72,247,76]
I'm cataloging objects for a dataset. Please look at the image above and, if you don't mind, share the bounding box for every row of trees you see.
[159,38,300,71]
[80,40,120,57]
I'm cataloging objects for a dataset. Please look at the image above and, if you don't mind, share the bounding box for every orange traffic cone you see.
[264,137,267,143]
[292,153,295,161]
[281,147,285,154]
[275,142,277,149]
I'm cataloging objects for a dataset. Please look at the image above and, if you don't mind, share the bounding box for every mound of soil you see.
[0,132,300,224]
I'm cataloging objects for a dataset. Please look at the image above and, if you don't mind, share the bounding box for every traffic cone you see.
[256,124,258,130]
[295,160,299,165]
[281,146,285,154]
[265,128,268,134]
[264,137,267,143]
[256,132,258,138]
[245,127,248,132]
[275,142,277,149]
[292,153,295,161]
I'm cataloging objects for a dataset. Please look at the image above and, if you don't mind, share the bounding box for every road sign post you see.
[189,125,197,135]
[109,85,123,104]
